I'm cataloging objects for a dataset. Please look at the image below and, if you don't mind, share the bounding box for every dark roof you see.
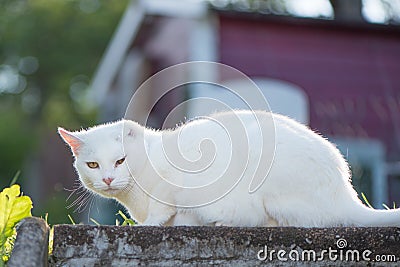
[214,8,400,37]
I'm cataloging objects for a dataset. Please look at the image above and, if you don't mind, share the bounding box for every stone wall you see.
[8,217,49,267]
[8,217,400,266]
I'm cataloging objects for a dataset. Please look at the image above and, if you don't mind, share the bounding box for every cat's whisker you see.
[64,188,75,192]
[88,196,95,215]
[67,195,86,210]
[67,189,92,211]
[64,179,87,202]
[65,180,82,190]
[66,186,85,202]
[75,194,93,213]
[73,192,93,213]
[86,197,96,223]
[120,183,133,195]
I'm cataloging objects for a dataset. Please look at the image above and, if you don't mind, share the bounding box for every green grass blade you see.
[117,210,128,220]
[361,192,373,209]
[90,218,100,226]
[67,215,76,225]
[9,171,20,186]
[116,210,135,226]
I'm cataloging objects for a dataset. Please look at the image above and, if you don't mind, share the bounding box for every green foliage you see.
[67,214,76,225]
[90,218,101,226]
[0,0,128,223]
[65,210,135,226]
[0,112,36,190]
[0,184,33,265]
[361,192,373,209]
[36,192,74,226]
[361,192,397,210]
[8,171,20,188]
[116,210,136,226]
[0,0,128,127]
[1,228,16,265]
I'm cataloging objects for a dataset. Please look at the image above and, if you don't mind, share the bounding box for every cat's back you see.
[203,110,347,175]
[185,110,273,132]
[176,110,277,149]
[180,110,335,147]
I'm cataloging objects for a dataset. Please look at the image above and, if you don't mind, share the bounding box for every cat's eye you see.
[87,162,99,169]
[115,157,126,167]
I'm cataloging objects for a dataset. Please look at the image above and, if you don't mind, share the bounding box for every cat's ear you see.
[123,120,141,138]
[126,128,135,137]
[58,127,84,155]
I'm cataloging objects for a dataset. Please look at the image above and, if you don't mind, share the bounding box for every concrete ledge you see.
[51,225,400,266]
[8,217,49,267]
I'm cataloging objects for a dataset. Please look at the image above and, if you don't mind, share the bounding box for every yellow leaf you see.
[0,185,33,240]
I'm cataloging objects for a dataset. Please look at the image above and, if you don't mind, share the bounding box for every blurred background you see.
[1,0,400,225]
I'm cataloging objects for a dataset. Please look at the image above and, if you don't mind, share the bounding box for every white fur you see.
[59,110,400,227]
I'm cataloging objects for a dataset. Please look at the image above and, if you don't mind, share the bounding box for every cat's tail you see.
[348,201,400,227]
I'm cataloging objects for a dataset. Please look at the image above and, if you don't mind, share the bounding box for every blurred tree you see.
[0,0,128,220]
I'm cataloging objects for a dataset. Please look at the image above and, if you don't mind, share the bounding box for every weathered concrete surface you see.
[50,225,400,266]
[8,217,49,267]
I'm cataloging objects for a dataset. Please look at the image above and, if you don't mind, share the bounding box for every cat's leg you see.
[142,199,176,226]
[214,221,233,226]
[263,199,280,227]
[140,181,178,226]
[264,216,279,227]
[213,217,279,227]
[166,211,203,226]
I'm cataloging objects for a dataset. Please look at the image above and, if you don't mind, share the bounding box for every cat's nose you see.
[102,177,114,186]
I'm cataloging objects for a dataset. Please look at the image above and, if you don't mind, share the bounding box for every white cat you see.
[59,110,400,227]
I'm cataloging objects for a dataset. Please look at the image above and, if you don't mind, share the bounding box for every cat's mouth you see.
[101,187,122,196]
[91,180,130,196]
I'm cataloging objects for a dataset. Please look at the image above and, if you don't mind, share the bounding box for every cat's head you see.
[58,120,146,198]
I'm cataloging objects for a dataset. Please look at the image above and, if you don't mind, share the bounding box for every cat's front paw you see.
[215,221,233,227]
[139,223,161,226]
[140,219,162,226]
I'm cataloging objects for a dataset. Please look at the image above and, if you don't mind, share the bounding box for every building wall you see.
[218,13,400,162]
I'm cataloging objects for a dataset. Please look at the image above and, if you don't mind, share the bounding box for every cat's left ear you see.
[123,120,140,138]
[58,127,84,155]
